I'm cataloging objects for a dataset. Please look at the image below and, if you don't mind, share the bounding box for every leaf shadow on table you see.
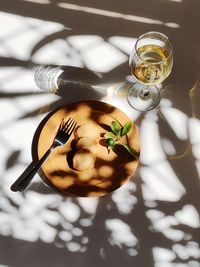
[0,0,200,266]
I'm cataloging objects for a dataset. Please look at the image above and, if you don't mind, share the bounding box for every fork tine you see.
[59,118,70,132]
[60,117,71,130]
[63,117,73,131]
[71,121,77,135]
[67,120,77,136]
[59,117,77,136]
[58,118,64,131]
[62,117,71,130]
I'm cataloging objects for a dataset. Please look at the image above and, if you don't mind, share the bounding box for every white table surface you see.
[0,1,200,267]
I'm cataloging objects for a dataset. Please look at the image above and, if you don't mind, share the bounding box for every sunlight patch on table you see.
[66,242,81,252]
[161,108,188,140]
[140,114,166,164]
[146,209,165,220]
[32,39,82,66]
[173,243,200,261]
[105,218,138,248]
[78,197,98,215]
[0,120,39,151]
[68,35,103,51]
[175,205,200,228]
[59,231,72,242]
[58,2,179,28]
[24,0,50,3]
[59,201,80,222]
[141,161,185,201]
[112,182,137,214]
[153,247,176,262]
[161,138,176,156]
[150,215,178,231]
[189,118,200,152]
[0,68,35,92]
[79,218,93,227]
[82,42,127,73]
[168,0,182,2]
[0,12,63,60]
[188,118,200,177]
[109,36,136,55]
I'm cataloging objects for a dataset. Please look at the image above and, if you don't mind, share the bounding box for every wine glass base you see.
[127,83,160,111]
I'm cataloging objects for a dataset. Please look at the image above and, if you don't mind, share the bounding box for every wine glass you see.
[127,31,173,111]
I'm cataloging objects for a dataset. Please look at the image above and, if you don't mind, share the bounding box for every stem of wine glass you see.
[139,85,150,99]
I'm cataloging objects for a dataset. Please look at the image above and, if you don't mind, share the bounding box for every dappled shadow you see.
[35,101,139,197]
[0,0,200,266]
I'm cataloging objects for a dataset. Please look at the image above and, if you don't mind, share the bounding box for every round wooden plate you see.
[37,101,140,197]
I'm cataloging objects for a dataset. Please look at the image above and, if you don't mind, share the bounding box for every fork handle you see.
[10,147,53,192]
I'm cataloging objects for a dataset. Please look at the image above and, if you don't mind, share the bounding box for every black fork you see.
[11,118,77,192]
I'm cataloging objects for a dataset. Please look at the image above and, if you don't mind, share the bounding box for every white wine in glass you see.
[128,32,173,111]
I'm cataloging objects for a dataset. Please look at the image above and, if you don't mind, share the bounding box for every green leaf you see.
[111,120,121,136]
[120,144,139,159]
[104,132,116,140]
[121,121,132,136]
